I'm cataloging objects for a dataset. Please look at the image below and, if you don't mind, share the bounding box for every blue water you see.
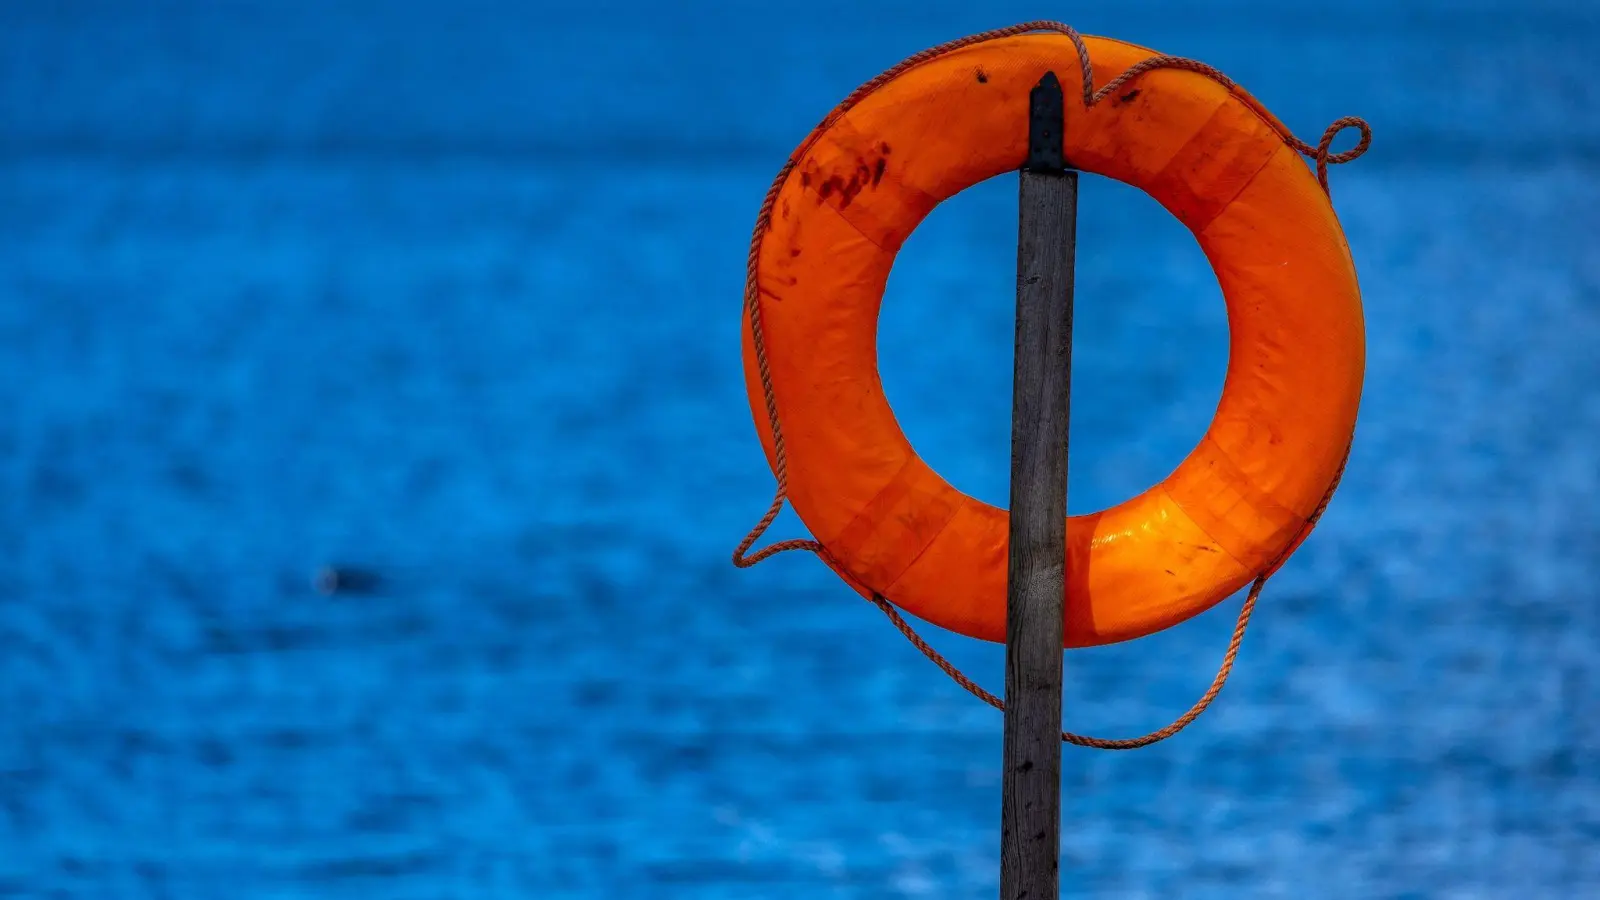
[2,0,1596,896]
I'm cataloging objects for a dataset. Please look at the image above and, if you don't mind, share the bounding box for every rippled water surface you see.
[1,0,1597,896]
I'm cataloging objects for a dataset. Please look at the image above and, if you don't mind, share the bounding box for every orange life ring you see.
[741,30,1364,648]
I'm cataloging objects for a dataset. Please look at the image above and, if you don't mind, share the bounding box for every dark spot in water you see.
[314,565,383,596]
[872,157,887,187]
[976,67,989,83]
[1119,89,1142,104]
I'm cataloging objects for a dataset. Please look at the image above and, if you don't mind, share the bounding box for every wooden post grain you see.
[1000,71,1076,900]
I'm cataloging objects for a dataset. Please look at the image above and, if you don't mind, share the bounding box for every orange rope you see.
[733,22,1367,749]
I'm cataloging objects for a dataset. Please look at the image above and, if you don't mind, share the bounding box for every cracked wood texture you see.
[999,157,1076,899]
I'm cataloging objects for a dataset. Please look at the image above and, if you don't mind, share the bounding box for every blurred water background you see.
[1,0,1597,896]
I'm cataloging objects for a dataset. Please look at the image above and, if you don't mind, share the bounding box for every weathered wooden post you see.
[1000,71,1076,900]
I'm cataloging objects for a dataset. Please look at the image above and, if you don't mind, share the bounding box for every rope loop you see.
[732,21,1367,749]
[1310,116,1374,190]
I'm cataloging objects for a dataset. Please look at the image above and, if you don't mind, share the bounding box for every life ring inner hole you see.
[877,170,1228,515]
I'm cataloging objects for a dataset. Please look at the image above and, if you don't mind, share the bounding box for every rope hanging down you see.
[732,21,1368,750]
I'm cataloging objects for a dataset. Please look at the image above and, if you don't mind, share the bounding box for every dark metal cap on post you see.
[1025,71,1066,174]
